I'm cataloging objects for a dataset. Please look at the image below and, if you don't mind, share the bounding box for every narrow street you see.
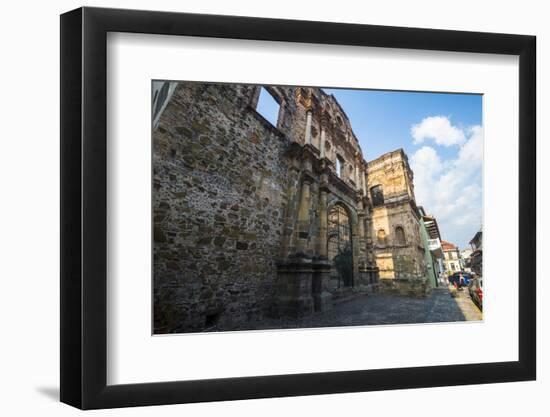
[228,285,482,332]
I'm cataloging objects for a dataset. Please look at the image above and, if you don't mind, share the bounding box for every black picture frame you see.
[60,6,536,410]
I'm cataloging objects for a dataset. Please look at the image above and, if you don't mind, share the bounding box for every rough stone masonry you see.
[152,82,430,334]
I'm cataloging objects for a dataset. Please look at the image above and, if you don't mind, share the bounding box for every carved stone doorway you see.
[327,204,354,289]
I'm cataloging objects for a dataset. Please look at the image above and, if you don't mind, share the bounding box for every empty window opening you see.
[256,87,280,127]
[395,226,406,245]
[377,229,387,246]
[371,185,384,207]
[336,155,345,178]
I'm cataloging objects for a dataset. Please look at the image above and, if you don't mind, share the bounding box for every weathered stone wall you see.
[153,83,296,333]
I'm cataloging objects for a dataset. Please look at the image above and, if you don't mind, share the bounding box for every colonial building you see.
[366,150,431,296]
[419,208,445,285]
[418,207,444,287]
[468,230,483,276]
[461,248,473,272]
[442,240,463,274]
[153,81,429,333]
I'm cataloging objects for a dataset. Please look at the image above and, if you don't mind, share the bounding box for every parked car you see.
[468,276,483,310]
[449,272,472,289]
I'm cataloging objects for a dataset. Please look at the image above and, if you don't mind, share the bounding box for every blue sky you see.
[324,89,482,162]
[257,86,483,249]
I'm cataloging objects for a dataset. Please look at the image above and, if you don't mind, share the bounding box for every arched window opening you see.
[371,185,384,207]
[395,226,406,245]
[377,229,387,246]
[336,155,345,178]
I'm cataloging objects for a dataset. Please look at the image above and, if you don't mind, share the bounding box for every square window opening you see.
[256,87,280,127]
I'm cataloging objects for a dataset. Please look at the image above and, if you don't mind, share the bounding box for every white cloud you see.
[456,125,483,166]
[410,146,443,176]
[411,115,466,146]
[410,122,483,248]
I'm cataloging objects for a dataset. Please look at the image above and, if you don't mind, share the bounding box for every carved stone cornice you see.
[326,169,357,200]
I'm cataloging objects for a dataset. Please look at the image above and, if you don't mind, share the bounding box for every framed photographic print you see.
[60,6,536,409]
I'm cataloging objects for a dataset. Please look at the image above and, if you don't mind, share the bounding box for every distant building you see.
[441,240,463,274]
[461,248,473,272]
[469,231,483,276]
[418,207,445,286]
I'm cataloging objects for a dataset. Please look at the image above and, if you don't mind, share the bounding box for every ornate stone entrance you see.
[328,204,354,289]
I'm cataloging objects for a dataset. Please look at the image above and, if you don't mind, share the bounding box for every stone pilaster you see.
[363,201,379,287]
[318,188,328,258]
[295,176,312,255]
[310,185,333,312]
[320,127,326,158]
[279,167,300,259]
[274,255,315,318]
[304,110,312,145]
[356,197,370,289]
[312,258,333,312]
[274,167,317,317]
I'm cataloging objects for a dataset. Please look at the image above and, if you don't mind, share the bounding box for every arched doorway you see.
[327,204,353,289]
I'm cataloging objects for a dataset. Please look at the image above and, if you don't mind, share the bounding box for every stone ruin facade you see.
[153,81,430,333]
[367,150,431,296]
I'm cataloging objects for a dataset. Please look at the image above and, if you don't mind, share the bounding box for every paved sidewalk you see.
[225,285,482,332]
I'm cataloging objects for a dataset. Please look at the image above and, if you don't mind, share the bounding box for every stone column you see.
[312,187,332,312]
[279,170,300,258]
[318,190,328,258]
[351,216,360,287]
[357,201,366,242]
[355,165,360,189]
[364,209,379,287]
[320,127,326,158]
[357,198,368,290]
[275,176,316,318]
[365,211,373,262]
[295,178,311,254]
[362,170,368,196]
[304,110,312,145]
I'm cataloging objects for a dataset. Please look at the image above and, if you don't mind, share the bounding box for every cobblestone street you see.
[224,285,482,332]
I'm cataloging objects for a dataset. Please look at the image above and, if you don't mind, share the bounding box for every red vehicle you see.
[468,276,483,310]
